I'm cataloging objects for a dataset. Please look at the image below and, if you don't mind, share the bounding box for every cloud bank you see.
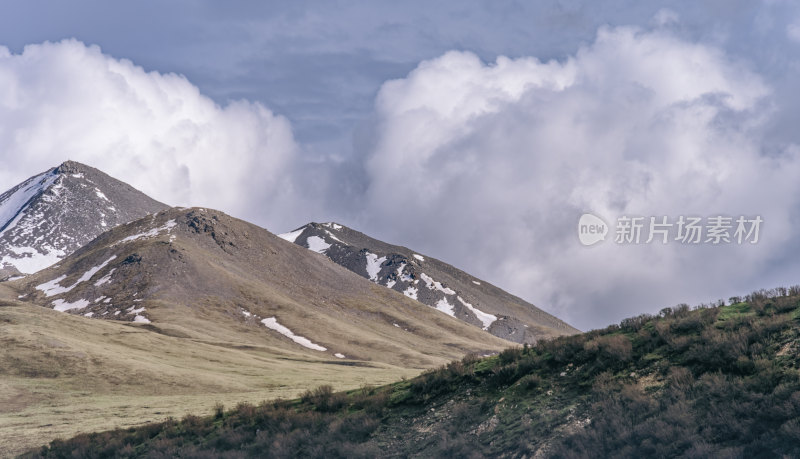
[0,39,312,230]
[3,23,800,330]
[359,26,800,329]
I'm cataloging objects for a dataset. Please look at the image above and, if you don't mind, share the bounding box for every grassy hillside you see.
[0,298,418,457]
[24,286,800,458]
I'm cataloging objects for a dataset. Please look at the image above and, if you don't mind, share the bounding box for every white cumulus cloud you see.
[0,39,309,228]
[361,26,800,329]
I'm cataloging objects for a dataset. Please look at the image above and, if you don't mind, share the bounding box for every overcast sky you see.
[3,1,800,330]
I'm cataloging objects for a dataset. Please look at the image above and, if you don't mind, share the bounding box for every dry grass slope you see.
[0,296,416,456]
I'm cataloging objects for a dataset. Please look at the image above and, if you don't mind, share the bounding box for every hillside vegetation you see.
[25,287,800,458]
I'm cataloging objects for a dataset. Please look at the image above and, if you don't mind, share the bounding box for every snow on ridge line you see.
[261,317,327,351]
[36,255,118,297]
[117,219,177,244]
[306,236,331,254]
[278,227,305,243]
[365,252,387,282]
[457,296,497,330]
[0,171,58,236]
[413,254,425,262]
[0,171,58,235]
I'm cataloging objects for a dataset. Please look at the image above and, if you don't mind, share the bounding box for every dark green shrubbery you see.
[27,284,800,458]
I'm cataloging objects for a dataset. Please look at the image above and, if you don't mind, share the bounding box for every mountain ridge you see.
[0,160,168,279]
[280,221,578,343]
[16,206,511,364]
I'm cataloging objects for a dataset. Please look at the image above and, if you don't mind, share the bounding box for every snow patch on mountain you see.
[403,286,418,300]
[420,272,456,295]
[325,230,343,243]
[118,220,177,244]
[74,255,117,285]
[306,236,331,254]
[435,298,455,317]
[0,171,58,236]
[94,269,116,287]
[1,246,66,275]
[36,275,71,297]
[397,263,413,282]
[36,255,117,297]
[365,252,387,282]
[457,296,497,330]
[52,298,90,312]
[94,188,109,201]
[261,317,327,351]
[278,228,305,243]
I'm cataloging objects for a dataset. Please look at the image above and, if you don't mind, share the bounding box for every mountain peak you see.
[0,162,169,279]
[55,160,90,175]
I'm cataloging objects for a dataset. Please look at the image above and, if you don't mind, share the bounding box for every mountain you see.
[4,206,513,455]
[280,222,578,343]
[0,161,168,280]
[28,287,800,457]
[15,206,510,365]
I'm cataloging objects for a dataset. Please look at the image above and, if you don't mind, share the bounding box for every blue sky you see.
[2,1,800,330]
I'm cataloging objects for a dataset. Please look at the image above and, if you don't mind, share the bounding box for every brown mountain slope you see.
[1,207,511,455]
[17,207,509,367]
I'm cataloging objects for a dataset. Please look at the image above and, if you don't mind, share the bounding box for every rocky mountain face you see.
[16,207,509,367]
[280,222,579,343]
[0,161,168,279]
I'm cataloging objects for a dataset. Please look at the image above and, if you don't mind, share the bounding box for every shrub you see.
[489,363,519,388]
[301,385,347,412]
[498,347,522,365]
[584,335,632,362]
[213,402,225,420]
[518,374,542,391]
[620,314,653,332]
